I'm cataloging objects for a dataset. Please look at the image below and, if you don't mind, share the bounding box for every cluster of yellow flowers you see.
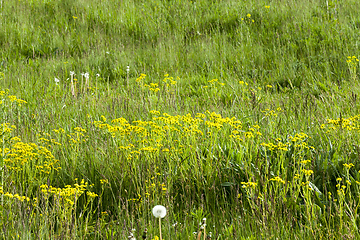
[136,73,146,83]
[203,79,225,89]
[241,181,257,188]
[127,194,142,203]
[7,95,27,105]
[94,110,253,162]
[347,56,359,81]
[39,127,87,149]
[261,132,312,152]
[269,176,286,184]
[38,131,62,146]
[4,136,60,174]
[135,73,179,93]
[322,114,360,132]
[0,89,27,106]
[0,187,30,202]
[40,179,97,208]
[343,163,354,169]
[0,89,7,97]
[68,127,88,146]
[346,55,359,64]
[335,178,348,198]
[230,124,262,141]
[239,80,248,86]
[302,169,314,176]
[162,74,177,92]
[100,179,109,185]
[260,141,289,151]
[144,169,167,199]
[0,122,16,135]
[144,82,160,92]
[261,107,283,117]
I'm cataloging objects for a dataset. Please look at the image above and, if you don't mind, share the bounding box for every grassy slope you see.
[1,0,360,239]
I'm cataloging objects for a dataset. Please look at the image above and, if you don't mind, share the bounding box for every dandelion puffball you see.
[152,205,167,218]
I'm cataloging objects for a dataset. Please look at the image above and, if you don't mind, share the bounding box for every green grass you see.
[1,0,360,239]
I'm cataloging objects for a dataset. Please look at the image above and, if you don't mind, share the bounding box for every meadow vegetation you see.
[1,0,360,239]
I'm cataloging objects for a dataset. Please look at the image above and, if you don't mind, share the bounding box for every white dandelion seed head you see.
[70,71,75,76]
[152,205,166,218]
[85,72,89,79]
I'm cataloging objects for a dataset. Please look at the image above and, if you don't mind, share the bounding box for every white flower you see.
[70,71,75,76]
[84,73,89,79]
[55,77,60,84]
[96,74,100,77]
[152,205,166,218]
[128,229,136,240]
[128,233,136,240]
[126,66,130,73]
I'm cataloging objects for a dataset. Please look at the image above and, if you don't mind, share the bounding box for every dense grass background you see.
[1,0,360,239]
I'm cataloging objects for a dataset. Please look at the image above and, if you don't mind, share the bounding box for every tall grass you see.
[1,0,360,239]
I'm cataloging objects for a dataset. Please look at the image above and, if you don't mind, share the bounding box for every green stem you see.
[159,217,162,240]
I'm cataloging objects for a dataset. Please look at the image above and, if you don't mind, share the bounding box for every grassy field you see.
[1,0,360,239]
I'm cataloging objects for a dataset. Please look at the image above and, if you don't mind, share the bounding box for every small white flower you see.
[128,228,136,240]
[96,74,100,77]
[85,73,89,79]
[128,234,136,240]
[55,77,60,84]
[152,205,166,218]
[126,66,130,73]
[70,71,75,76]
